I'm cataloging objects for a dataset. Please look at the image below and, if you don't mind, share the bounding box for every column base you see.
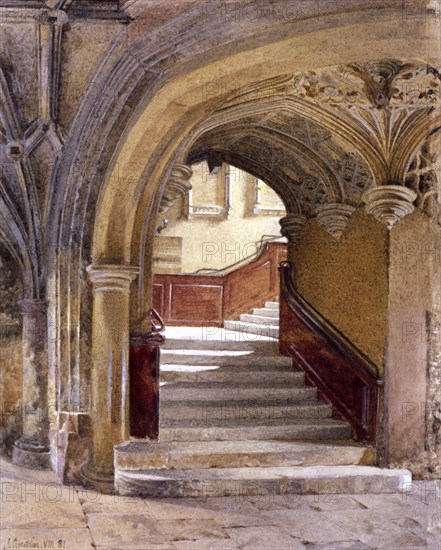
[12,438,51,470]
[80,463,115,494]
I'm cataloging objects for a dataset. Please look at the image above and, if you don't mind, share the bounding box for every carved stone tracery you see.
[0,0,440,486]
[214,60,439,227]
[405,132,441,224]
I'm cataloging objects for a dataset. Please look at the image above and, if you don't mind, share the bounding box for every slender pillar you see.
[82,265,139,490]
[13,299,51,469]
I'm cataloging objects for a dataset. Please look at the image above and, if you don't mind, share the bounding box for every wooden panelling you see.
[279,263,383,445]
[170,283,223,323]
[129,333,164,439]
[153,242,287,326]
[224,260,272,319]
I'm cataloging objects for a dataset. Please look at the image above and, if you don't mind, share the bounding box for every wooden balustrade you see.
[279,263,383,445]
[152,242,287,326]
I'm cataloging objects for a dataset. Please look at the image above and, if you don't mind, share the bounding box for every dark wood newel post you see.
[129,310,165,440]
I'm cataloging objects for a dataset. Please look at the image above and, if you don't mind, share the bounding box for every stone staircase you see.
[224,300,280,338]
[115,319,411,498]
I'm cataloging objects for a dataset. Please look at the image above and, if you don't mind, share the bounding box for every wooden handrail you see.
[193,236,285,275]
[279,262,383,445]
[280,263,382,381]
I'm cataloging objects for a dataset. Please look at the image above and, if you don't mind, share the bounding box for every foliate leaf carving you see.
[298,62,439,108]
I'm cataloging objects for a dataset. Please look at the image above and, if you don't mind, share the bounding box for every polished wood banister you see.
[279,262,383,445]
[280,262,381,380]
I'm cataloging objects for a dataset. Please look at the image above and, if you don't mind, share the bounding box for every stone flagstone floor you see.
[0,456,439,549]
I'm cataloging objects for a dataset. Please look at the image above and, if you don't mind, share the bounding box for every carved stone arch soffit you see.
[185,60,439,230]
[187,113,373,220]
[200,60,439,183]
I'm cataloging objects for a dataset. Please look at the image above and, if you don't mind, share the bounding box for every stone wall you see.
[387,211,441,477]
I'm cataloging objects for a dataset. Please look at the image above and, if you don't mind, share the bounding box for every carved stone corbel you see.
[362,185,417,229]
[159,164,193,213]
[315,203,355,239]
[279,213,307,244]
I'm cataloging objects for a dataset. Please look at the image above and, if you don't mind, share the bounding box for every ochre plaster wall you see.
[289,208,389,370]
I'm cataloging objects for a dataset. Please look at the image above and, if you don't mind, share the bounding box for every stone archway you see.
[42,2,440,484]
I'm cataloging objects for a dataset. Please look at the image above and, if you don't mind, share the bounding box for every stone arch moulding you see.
[45,1,439,479]
[49,2,437,269]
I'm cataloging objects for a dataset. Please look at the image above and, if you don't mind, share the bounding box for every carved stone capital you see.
[315,203,355,239]
[159,164,193,213]
[279,213,307,244]
[86,265,139,293]
[362,185,417,229]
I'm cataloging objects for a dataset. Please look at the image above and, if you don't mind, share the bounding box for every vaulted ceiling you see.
[187,62,440,221]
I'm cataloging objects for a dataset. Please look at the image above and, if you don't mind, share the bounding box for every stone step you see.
[223,321,279,338]
[161,400,332,421]
[116,465,411,498]
[115,440,375,471]
[160,352,291,368]
[240,313,280,325]
[160,366,302,384]
[252,307,280,318]
[163,327,279,344]
[162,338,279,352]
[265,301,280,310]
[159,419,351,441]
[160,383,316,401]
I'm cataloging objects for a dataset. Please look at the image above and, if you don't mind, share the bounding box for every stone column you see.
[82,265,139,490]
[13,299,51,469]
